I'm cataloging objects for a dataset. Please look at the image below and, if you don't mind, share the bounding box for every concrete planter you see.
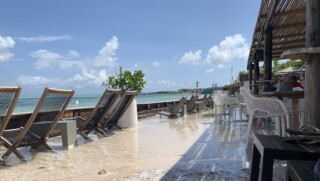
[117,97,138,128]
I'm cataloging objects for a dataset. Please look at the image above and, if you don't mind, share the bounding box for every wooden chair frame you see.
[76,89,121,138]
[187,95,198,113]
[1,87,74,161]
[158,97,187,118]
[0,86,21,136]
[100,91,138,130]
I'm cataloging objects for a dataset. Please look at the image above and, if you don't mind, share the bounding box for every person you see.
[276,74,292,91]
[290,75,303,89]
[300,73,305,88]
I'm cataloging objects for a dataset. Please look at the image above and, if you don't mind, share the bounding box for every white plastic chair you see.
[213,91,224,115]
[213,91,241,122]
[236,92,249,123]
[240,87,290,146]
[221,93,241,122]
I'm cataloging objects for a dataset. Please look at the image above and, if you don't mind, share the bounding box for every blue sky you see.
[0,0,260,96]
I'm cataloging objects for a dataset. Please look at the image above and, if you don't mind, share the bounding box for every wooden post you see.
[305,0,320,127]
[264,26,273,88]
[254,50,263,94]
[249,63,253,90]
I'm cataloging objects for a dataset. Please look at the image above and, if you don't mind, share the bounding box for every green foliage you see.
[104,66,146,94]
[272,60,304,73]
[238,70,248,82]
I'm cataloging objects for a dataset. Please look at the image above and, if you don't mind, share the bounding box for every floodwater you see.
[0,109,286,180]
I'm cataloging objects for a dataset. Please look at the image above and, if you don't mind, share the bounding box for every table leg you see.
[250,144,261,181]
[291,98,299,129]
[274,117,281,136]
[240,106,243,122]
[260,156,274,181]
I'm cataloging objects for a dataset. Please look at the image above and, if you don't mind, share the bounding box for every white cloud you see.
[157,80,177,87]
[152,61,161,67]
[16,35,72,43]
[68,68,108,86]
[29,49,80,69]
[17,76,56,86]
[205,34,249,64]
[30,50,60,69]
[93,36,119,68]
[67,50,80,58]
[30,49,63,60]
[17,69,109,88]
[22,36,120,87]
[206,68,215,73]
[0,35,15,62]
[179,50,202,65]
[217,64,228,69]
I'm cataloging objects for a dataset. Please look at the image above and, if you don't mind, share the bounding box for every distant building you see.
[202,87,221,94]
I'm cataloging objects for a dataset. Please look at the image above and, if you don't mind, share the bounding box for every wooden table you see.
[287,160,316,181]
[260,91,304,129]
[250,133,320,181]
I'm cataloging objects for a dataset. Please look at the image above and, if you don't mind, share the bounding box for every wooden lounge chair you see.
[204,94,212,107]
[1,88,74,161]
[100,91,138,131]
[186,95,198,113]
[75,89,121,138]
[195,95,213,112]
[0,86,21,132]
[205,94,213,107]
[158,97,187,118]
[0,86,21,155]
[200,95,208,102]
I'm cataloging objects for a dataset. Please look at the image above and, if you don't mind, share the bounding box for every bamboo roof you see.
[248,0,306,62]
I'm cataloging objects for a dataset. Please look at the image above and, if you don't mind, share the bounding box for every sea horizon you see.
[13,92,199,113]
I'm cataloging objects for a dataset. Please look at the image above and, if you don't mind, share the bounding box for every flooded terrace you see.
[0,109,286,181]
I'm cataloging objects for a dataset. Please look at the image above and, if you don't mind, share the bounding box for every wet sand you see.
[0,109,286,180]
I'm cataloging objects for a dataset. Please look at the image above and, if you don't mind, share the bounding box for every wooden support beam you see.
[249,0,280,62]
[305,0,320,127]
[263,0,278,31]
[255,39,305,46]
[256,23,305,32]
[254,50,263,94]
[272,45,306,54]
[249,63,253,90]
[260,8,305,19]
[273,40,305,47]
[255,32,305,41]
[264,26,273,88]
[273,33,305,40]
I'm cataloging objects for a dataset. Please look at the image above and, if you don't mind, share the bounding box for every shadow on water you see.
[160,113,251,181]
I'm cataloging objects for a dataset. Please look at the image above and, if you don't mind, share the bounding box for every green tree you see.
[272,60,304,73]
[104,66,146,94]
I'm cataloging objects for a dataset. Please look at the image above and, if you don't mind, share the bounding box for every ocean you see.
[13,93,195,113]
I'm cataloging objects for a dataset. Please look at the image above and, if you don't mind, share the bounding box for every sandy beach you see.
[0,109,286,180]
